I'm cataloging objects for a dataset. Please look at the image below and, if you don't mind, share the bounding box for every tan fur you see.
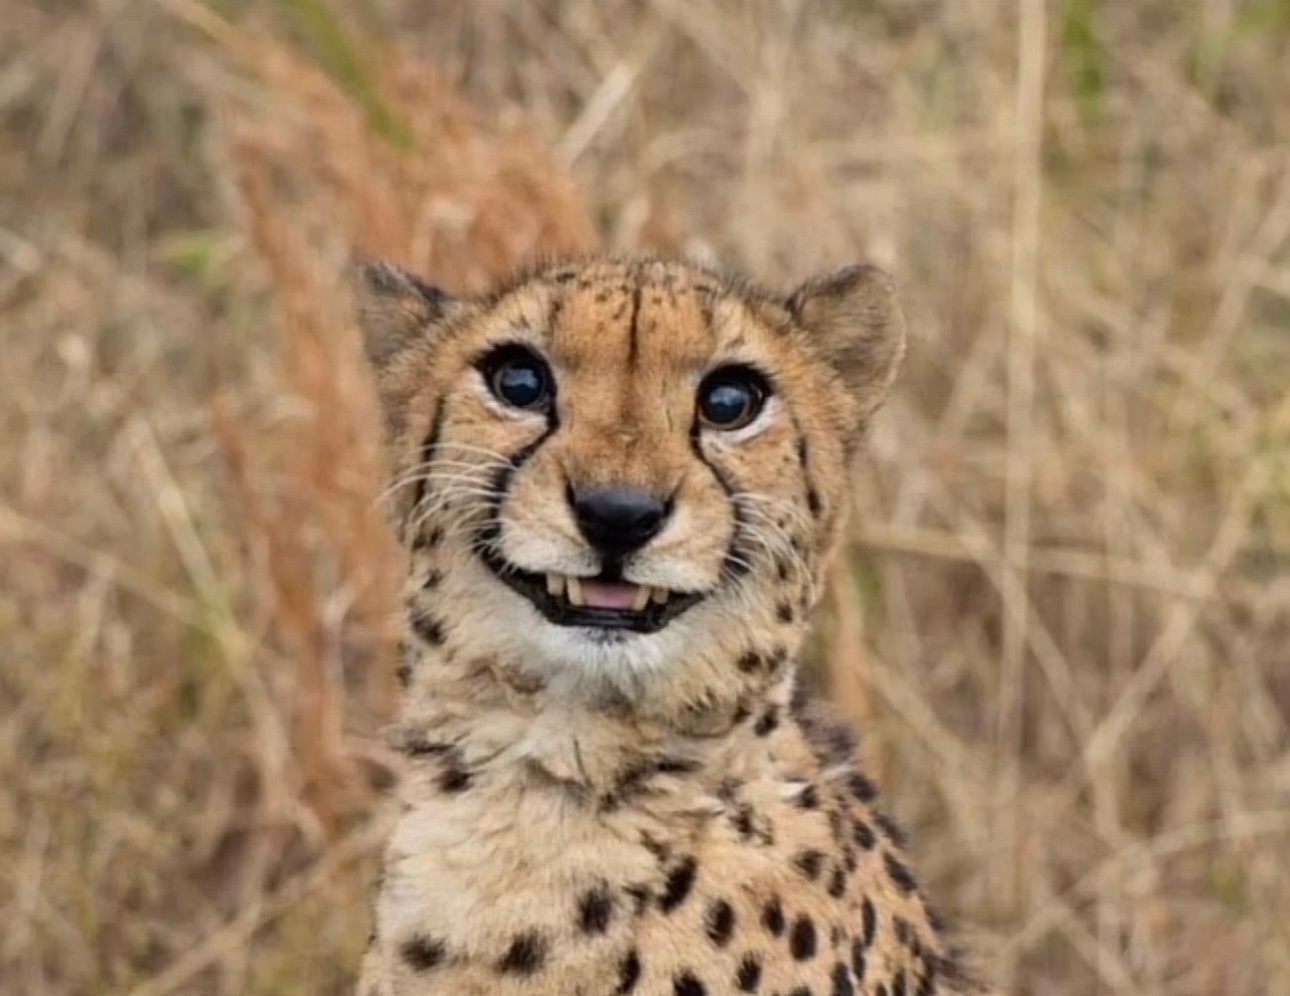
[353,256,986,996]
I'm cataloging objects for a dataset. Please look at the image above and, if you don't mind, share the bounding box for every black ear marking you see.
[354,260,459,370]
[786,263,906,422]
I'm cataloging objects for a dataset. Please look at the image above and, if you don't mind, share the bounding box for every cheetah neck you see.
[391,635,811,810]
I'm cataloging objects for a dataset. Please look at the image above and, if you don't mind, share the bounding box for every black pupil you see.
[702,380,755,426]
[495,361,546,408]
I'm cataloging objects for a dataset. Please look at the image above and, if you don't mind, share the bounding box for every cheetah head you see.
[356,257,903,698]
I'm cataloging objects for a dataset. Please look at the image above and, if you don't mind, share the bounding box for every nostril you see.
[570,485,672,558]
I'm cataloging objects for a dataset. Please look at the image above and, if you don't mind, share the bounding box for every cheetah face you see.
[468,343,774,636]
[357,257,903,682]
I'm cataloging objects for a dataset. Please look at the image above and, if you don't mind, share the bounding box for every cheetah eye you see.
[481,345,553,413]
[697,366,770,431]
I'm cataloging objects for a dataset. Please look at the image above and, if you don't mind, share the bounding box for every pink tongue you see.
[582,580,642,610]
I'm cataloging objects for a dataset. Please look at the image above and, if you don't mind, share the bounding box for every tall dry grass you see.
[1,2,1288,994]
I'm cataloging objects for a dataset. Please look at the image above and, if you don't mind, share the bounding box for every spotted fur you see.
[353,256,989,995]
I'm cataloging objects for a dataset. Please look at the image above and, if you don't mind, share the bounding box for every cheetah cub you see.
[354,256,987,996]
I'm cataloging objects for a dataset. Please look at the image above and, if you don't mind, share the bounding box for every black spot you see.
[877,986,889,996]
[790,915,818,960]
[396,733,450,757]
[654,757,701,776]
[843,846,858,872]
[497,932,546,975]
[660,856,697,912]
[853,818,876,850]
[641,834,670,861]
[776,556,793,581]
[892,969,908,996]
[735,953,762,991]
[861,897,877,946]
[436,758,472,793]
[797,784,821,809]
[893,917,914,947]
[616,949,642,993]
[705,899,736,946]
[762,896,786,936]
[789,987,814,996]
[874,812,907,847]
[918,961,938,996]
[768,645,790,671]
[731,804,755,839]
[412,610,446,646]
[794,849,824,881]
[732,701,752,724]
[851,937,868,980]
[737,651,763,673]
[609,757,701,808]
[777,602,795,623]
[400,935,445,971]
[673,971,707,996]
[847,771,878,802]
[828,865,847,898]
[625,884,651,913]
[807,487,823,516]
[884,852,918,894]
[833,961,856,996]
[413,524,444,550]
[396,660,412,686]
[578,886,614,935]
[754,708,779,737]
[422,569,443,590]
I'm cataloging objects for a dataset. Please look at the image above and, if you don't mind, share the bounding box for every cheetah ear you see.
[353,260,460,372]
[787,263,906,421]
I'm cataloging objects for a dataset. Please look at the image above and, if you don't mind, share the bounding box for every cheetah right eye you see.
[697,365,771,431]
[481,345,553,413]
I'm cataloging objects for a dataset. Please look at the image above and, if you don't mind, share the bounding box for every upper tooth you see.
[651,587,669,605]
[631,585,651,612]
[566,575,585,607]
[546,573,566,597]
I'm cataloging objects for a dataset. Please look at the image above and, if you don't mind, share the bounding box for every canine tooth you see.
[651,587,670,605]
[566,575,585,607]
[546,573,565,597]
[631,585,651,612]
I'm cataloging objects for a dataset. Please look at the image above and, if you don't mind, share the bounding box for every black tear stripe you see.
[688,428,753,583]
[475,415,561,561]
[408,401,446,547]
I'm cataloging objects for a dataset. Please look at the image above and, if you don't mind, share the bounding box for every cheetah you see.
[353,255,988,996]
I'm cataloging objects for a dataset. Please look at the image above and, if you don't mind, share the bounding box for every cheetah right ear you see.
[787,263,907,423]
[354,260,460,372]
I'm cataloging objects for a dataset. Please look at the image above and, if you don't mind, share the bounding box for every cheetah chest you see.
[372,766,945,995]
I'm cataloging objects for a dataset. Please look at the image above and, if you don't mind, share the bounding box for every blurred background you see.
[2,1,1289,994]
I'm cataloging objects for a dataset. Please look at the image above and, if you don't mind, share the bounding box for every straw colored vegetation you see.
[1,1,1288,993]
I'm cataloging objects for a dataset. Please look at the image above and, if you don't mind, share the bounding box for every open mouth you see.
[481,552,703,634]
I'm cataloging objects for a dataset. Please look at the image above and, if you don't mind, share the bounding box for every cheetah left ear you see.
[353,260,461,373]
[787,263,906,421]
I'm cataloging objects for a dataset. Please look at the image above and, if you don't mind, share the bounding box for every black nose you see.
[570,485,671,558]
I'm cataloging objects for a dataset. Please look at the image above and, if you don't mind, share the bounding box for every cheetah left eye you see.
[697,366,771,431]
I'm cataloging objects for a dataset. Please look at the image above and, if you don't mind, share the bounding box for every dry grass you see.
[1,1,1288,994]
